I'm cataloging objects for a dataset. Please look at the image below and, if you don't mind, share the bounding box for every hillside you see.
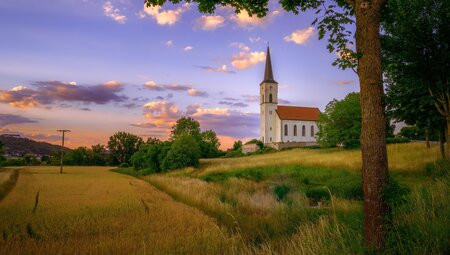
[0,135,70,157]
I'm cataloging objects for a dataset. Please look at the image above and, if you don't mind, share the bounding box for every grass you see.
[0,142,448,254]
[0,166,241,254]
[0,168,19,202]
[140,142,448,254]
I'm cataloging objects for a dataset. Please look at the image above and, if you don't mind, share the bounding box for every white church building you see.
[260,47,320,149]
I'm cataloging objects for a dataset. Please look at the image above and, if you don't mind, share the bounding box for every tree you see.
[232,140,242,151]
[90,144,108,166]
[199,130,221,158]
[146,0,389,247]
[170,117,201,141]
[382,0,450,157]
[162,135,200,171]
[107,131,143,165]
[385,74,445,151]
[317,92,362,148]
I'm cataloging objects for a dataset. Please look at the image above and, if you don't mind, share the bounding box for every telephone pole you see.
[57,129,70,174]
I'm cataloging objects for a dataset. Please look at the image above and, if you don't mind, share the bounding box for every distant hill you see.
[0,135,70,157]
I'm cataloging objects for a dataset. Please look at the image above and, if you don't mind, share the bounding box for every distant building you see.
[260,47,320,149]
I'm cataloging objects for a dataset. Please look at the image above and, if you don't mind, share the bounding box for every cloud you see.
[278,98,291,104]
[137,101,258,138]
[284,27,315,45]
[130,122,157,128]
[183,46,193,51]
[231,51,266,69]
[196,15,225,30]
[335,80,354,85]
[141,3,190,25]
[196,65,235,73]
[0,114,37,126]
[165,40,173,47]
[103,1,127,24]
[230,9,281,28]
[242,94,260,102]
[143,81,193,92]
[187,89,209,97]
[230,42,250,51]
[0,80,127,108]
[249,37,261,43]
[218,101,248,107]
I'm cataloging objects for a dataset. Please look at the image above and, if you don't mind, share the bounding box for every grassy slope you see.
[144,143,449,254]
[0,166,240,255]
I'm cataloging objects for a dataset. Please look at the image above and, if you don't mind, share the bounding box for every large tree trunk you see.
[439,125,446,159]
[355,0,389,249]
[425,126,430,148]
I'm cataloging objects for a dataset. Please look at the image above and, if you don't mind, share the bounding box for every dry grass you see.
[0,166,242,255]
[174,143,439,177]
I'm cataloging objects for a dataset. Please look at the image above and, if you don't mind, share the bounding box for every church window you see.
[269,110,272,115]
[270,137,272,141]
[269,94,273,103]
[294,125,297,136]
[261,94,264,103]
[284,124,288,136]
[311,126,315,137]
[302,125,306,136]
[270,127,272,131]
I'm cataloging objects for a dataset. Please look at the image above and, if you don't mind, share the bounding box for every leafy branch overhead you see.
[145,0,358,71]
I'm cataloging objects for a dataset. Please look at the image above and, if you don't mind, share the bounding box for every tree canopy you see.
[107,131,143,165]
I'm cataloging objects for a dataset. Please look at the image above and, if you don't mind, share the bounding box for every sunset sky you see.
[0,0,358,149]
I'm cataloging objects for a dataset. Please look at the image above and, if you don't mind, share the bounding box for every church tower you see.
[260,46,278,144]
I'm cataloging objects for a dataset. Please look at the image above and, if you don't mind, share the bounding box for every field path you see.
[0,166,240,255]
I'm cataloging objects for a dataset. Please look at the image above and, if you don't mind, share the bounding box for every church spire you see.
[262,46,277,84]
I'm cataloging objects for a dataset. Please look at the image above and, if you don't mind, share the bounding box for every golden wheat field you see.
[0,166,241,255]
[0,143,448,255]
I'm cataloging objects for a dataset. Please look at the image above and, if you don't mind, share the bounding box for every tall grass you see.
[177,143,439,177]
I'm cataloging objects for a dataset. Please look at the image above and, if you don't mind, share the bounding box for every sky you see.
[0,0,358,149]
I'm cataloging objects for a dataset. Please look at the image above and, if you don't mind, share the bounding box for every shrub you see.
[119,162,129,168]
[162,135,200,171]
[273,185,290,201]
[224,149,244,158]
[306,187,331,204]
[387,136,410,144]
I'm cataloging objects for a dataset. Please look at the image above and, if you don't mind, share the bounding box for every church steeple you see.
[262,46,277,84]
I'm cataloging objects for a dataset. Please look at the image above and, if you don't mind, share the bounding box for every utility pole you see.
[57,130,70,174]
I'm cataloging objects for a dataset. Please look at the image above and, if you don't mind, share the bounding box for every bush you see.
[306,187,331,204]
[119,162,129,168]
[224,149,244,158]
[162,135,200,171]
[273,185,290,201]
[387,136,410,144]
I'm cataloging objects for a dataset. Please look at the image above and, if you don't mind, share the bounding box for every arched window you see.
[294,125,297,136]
[284,124,288,136]
[311,126,315,137]
[261,94,264,103]
[302,125,306,136]
[269,94,273,103]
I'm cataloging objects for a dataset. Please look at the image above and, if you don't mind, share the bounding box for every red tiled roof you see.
[276,105,320,121]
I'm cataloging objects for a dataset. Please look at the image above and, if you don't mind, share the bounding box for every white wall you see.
[280,120,318,142]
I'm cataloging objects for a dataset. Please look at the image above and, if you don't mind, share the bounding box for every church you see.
[260,47,320,149]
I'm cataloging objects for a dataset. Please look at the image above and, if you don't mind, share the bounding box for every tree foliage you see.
[107,131,143,165]
[382,0,450,156]
[317,92,361,148]
[162,135,201,171]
